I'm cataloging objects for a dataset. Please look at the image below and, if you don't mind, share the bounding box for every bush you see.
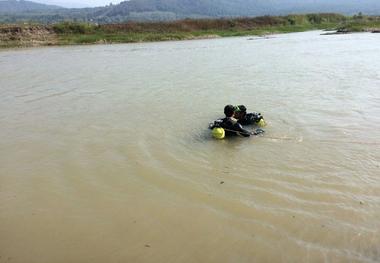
[52,22,96,34]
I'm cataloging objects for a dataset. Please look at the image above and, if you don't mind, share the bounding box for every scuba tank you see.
[209,119,225,139]
[212,127,225,139]
[258,118,266,127]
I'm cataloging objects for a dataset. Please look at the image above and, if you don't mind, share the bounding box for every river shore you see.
[1,14,379,48]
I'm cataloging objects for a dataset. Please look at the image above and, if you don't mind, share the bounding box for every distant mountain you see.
[0,0,62,13]
[1,0,380,23]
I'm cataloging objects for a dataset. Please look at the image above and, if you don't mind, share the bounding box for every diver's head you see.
[234,105,245,119]
[224,104,235,117]
[237,105,247,114]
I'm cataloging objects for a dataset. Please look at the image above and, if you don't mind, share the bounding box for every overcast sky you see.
[32,0,125,8]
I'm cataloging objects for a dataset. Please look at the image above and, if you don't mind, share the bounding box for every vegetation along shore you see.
[1,13,379,48]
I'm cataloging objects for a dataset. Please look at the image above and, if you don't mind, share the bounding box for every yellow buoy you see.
[212,127,225,139]
[258,119,266,127]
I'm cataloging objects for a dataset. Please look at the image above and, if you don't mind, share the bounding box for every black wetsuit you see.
[220,117,251,137]
[238,112,263,126]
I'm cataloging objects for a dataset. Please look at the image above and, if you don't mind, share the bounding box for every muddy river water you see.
[1,31,380,262]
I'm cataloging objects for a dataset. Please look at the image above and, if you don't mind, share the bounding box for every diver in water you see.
[235,105,265,126]
[219,105,252,137]
[209,105,265,139]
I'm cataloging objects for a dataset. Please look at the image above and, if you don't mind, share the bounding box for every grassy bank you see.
[52,13,345,45]
[1,14,379,48]
[336,14,380,32]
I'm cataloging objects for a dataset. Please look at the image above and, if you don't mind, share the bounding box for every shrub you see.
[52,22,96,34]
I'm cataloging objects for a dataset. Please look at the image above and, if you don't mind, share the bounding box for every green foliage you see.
[337,15,380,32]
[53,14,346,45]
[52,22,98,34]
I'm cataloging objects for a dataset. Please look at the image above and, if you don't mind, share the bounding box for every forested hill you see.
[89,0,380,22]
[1,0,380,23]
[0,0,62,13]
[101,0,380,17]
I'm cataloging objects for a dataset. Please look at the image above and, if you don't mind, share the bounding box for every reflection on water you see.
[1,31,380,262]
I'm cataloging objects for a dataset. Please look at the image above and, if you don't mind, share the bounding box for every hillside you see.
[103,0,380,17]
[1,0,380,23]
[0,0,62,13]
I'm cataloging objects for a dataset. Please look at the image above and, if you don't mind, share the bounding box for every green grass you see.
[334,15,380,32]
[56,32,194,45]
[55,23,340,45]
[338,21,380,32]
[50,14,350,45]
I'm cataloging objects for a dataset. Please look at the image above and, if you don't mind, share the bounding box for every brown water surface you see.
[1,31,380,262]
